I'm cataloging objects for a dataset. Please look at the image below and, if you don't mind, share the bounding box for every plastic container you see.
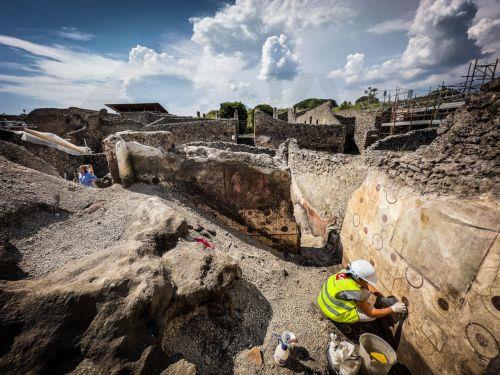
[273,331,297,366]
[359,333,396,375]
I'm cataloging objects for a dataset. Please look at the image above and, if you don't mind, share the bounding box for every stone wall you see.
[25,107,98,135]
[147,115,209,126]
[254,111,345,152]
[368,127,437,151]
[120,111,165,124]
[103,130,175,184]
[295,100,340,125]
[366,81,499,197]
[283,140,368,241]
[105,133,299,252]
[145,119,238,144]
[182,141,275,156]
[340,169,499,374]
[337,109,380,152]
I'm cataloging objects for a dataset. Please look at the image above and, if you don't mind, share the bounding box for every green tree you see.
[206,110,218,119]
[338,100,353,110]
[293,98,338,110]
[253,104,273,116]
[356,87,379,105]
[219,102,247,121]
[219,102,248,133]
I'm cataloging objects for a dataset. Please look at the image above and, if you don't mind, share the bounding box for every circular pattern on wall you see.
[273,218,290,233]
[492,296,500,311]
[437,298,449,311]
[372,233,383,250]
[353,214,360,227]
[384,185,399,204]
[405,266,424,289]
[465,323,499,359]
[204,171,219,185]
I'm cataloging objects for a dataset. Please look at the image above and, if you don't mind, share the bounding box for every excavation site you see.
[0,1,499,372]
[1,75,498,374]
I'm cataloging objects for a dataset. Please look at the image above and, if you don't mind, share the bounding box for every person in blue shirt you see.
[78,165,97,187]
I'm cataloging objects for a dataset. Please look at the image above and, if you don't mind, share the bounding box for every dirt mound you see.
[0,159,243,374]
[0,140,59,176]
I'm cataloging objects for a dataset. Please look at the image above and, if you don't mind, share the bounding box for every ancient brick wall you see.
[145,119,238,144]
[254,111,345,152]
[368,127,437,151]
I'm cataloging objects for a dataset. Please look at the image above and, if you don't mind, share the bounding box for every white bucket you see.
[359,333,397,375]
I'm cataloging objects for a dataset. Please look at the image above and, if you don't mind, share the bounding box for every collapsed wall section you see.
[254,110,346,152]
[104,133,299,252]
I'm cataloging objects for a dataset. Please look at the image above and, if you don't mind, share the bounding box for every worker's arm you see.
[367,283,384,298]
[356,300,393,318]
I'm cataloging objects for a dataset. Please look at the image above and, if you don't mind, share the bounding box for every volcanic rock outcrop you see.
[0,159,242,374]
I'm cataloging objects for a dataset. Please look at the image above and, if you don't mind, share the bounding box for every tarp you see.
[17,129,91,155]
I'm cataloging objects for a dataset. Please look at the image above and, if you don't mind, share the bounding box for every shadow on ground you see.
[161,279,272,375]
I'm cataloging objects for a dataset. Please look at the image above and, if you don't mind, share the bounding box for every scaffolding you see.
[367,58,498,141]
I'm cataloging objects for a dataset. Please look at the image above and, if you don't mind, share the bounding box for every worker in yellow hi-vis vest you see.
[318,259,407,323]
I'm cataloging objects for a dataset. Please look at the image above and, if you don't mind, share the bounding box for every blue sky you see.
[0,0,498,115]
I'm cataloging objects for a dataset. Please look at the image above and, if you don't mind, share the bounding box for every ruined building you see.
[0,79,498,374]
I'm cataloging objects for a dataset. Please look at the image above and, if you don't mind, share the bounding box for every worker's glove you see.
[390,302,407,314]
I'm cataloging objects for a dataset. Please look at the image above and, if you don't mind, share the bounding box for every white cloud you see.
[58,27,94,42]
[367,17,412,35]
[328,53,364,84]
[366,0,483,83]
[468,17,500,53]
[229,81,251,91]
[343,53,365,84]
[258,34,300,81]
[401,0,481,69]
[190,0,355,65]
[0,35,256,113]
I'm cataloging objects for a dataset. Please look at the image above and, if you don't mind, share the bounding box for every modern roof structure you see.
[105,103,168,113]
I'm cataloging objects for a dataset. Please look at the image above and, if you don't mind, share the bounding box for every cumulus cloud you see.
[0,34,255,112]
[57,27,94,41]
[258,34,300,81]
[328,53,365,84]
[191,0,355,65]
[468,17,500,53]
[366,17,413,35]
[366,0,484,83]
